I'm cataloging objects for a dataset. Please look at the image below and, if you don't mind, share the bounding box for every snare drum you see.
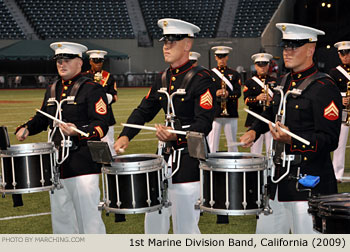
[318,199,350,234]
[308,193,350,233]
[101,154,165,214]
[0,142,57,194]
[199,152,266,215]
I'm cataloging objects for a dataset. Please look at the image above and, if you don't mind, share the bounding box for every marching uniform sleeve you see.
[106,73,118,101]
[76,84,109,141]
[289,78,342,155]
[188,70,216,136]
[119,75,162,141]
[243,78,260,107]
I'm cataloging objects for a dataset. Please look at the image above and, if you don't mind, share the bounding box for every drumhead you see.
[200,152,266,172]
[102,154,164,174]
[0,142,55,157]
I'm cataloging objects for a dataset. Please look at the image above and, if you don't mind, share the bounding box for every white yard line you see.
[0,212,51,221]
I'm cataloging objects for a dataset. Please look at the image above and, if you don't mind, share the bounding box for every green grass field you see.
[0,88,349,234]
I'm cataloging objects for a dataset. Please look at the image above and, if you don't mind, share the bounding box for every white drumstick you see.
[36,109,89,137]
[244,108,310,146]
[227,142,245,147]
[121,123,187,135]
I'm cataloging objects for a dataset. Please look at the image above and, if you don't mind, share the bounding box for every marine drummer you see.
[330,41,350,182]
[15,42,108,234]
[240,23,342,233]
[243,53,277,155]
[114,18,216,234]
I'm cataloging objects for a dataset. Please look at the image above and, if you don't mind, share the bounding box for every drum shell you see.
[0,142,56,194]
[199,152,266,215]
[318,200,350,234]
[308,193,350,233]
[102,154,163,214]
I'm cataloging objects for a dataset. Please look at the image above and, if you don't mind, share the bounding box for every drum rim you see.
[105,153,164,172]
[200,152,266,171]
[0,142,55,156]
[0,185,56,194]
[199,205,261,216]
[99,203,163,214]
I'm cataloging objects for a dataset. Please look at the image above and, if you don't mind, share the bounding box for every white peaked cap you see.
[86,50,108,59]
[334,41,350,51]
[212,46,232,55]
[50,42,87,57]
[251,53,273,63]
[276,23,325,42]
[189,51,201,61]
[158,18,200,36]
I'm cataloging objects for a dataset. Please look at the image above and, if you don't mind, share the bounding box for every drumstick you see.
[121,123,187,135]
[244,108,310,146]
[36,109,89,137]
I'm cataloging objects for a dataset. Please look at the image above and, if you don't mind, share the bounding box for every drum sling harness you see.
[160,66,207,179]
[272,71,331,190]
[47,76,91,164]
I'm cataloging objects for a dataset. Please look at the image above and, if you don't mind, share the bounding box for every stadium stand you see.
[15,0,134,39]
[139,0,224,39]
[231,0,281,38]
[0,0,25,39]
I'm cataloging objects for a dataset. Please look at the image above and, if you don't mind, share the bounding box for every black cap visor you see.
[215,54,228,59]
[255,61,269,67]
[280,39,311,50]
[53,53,80,60]
[159,34,192,42]
[339,49,350,56]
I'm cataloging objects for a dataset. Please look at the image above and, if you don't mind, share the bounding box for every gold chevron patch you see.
[95,97,107,115]
[323,101,339,120]
[200,89,213,110]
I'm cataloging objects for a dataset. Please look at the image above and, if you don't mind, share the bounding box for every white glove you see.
[106,93,113,104]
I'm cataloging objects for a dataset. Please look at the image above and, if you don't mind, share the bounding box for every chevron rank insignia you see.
[199,89,213,109]
[95,98,107,115]
[323,101,339,120]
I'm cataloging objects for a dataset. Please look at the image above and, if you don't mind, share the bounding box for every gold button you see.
[172,76,176,81]
[64,86,68,90]
[311,146,314,149]
[339,79,342,82]
[304,157,308,161]
[221,70,224,73]
[302,145,305,148]
[181,98,184,101]
[280,110,284,115]
[159,97,162,100]
[171,85,174,90]
[295,105,299,109]
[62,93,66,97]
[68,80,72,84]
[293,145,297,148]
[179,138,182,141]
[292,82,296,87]
[176,69,179,73]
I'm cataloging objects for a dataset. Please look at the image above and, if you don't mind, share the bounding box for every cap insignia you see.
[309,38,313,42]
[57,44,62,48]
[282,25,286,31]
[163,20,168,27]
[343,42,346,46]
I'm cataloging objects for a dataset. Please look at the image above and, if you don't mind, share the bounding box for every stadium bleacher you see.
[16,0,134,39]
[231,0,281,38]
[0,0,26,39]
[139,0,224,39]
